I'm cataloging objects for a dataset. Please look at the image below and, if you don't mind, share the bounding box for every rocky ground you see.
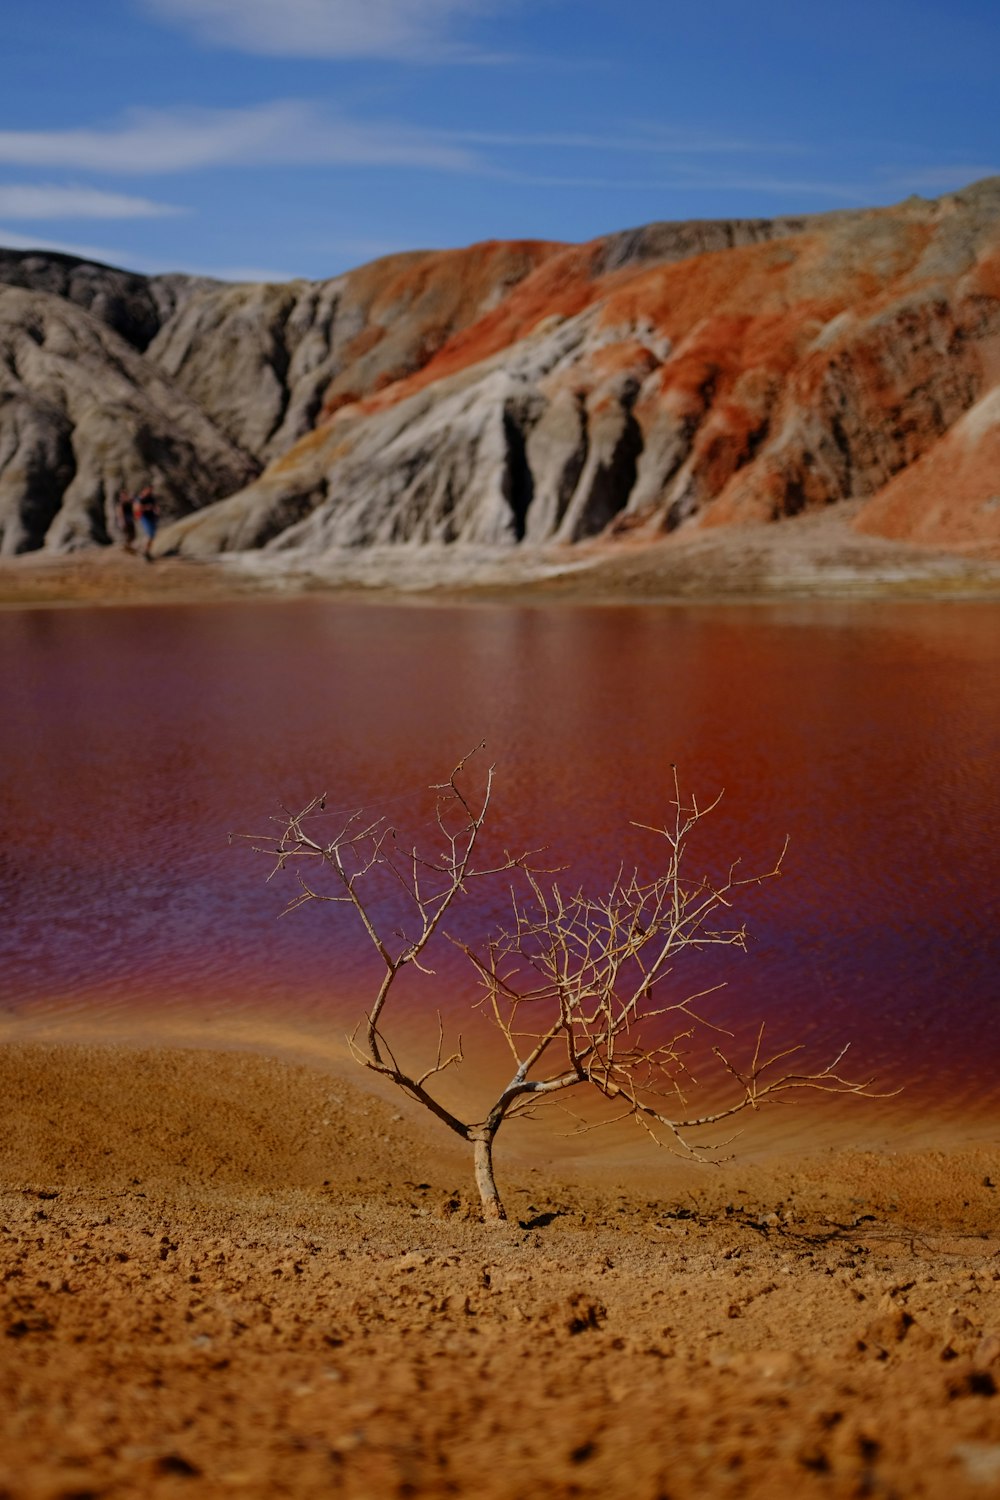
[1,1039,998,1499]
[1,506,999,609]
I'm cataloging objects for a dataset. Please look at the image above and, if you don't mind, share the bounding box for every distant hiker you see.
[134,485,159,560]
[115,489,136,551]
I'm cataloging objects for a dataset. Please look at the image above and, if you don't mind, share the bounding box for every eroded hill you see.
[2,181,999,561]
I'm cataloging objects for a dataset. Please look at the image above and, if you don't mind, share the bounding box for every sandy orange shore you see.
[1,506,1000,608]
[2,1037,999,1500]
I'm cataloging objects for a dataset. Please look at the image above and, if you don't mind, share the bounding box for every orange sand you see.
[1,505,999,610]
[2,1038,998,1499]
[2,520,999,1495]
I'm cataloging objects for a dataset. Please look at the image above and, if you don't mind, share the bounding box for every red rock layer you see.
[207,181,998,558]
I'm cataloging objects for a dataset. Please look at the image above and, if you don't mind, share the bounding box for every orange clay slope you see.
[161,181,1000,559]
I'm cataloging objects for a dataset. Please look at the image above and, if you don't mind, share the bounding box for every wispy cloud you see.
[490,171,864,198]
[886,164,1000,193]
[457,128,806,157]
[0,103,479,175]
[0,184,184,219]
[0,102,904,213]
[142,0,505,61]
[0,224,296,282]
[0,103,816,187]
[0,226,170,270]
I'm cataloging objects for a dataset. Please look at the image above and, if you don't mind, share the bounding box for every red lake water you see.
[1,596,998,1135]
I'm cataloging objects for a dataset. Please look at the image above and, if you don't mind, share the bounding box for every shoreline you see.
[2,507,1000,610]
[3,506,999,1496]
[3,1035,999,1498]
[3,1006,999,1161]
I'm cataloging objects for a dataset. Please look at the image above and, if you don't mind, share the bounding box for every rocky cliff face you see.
[0,241,561,552]
[3,183,1000,559]
[0,286,256,554]
[0,248,204,351]
[161,181,1000,562]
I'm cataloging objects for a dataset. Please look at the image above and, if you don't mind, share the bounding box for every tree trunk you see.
[471,1131,506,1221]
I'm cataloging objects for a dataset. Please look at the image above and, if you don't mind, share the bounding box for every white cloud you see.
[888,165,1000,193]
[0,184,184,219]
[490,169,865,201]
[0,104,890,214]
[0,103,478,174]
[142,0,502,60]
[0,225,297,282]
[0,226,164,270]
[0,104,805,185]
[459,129,805,157]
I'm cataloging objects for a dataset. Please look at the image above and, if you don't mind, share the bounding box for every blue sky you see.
[2,0,998,282]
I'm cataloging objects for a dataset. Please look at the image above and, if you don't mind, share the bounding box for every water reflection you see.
[1,598,997,1123]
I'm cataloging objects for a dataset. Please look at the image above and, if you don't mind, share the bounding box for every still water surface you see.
[1,598,997,1123]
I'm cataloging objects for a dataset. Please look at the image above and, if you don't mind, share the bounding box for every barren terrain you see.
[2,502,998,1498]
[2,506,1000,610]
[2,1038,998,1499]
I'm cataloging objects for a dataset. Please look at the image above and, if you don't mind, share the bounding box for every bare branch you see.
[240,756,888,1221]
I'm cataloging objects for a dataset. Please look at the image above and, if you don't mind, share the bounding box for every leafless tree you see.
[244,750,879,1221]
